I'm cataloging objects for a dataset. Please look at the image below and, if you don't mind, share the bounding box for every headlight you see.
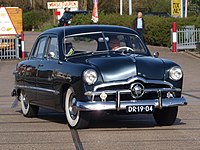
[83,69,97,85]
[169,66,183,81]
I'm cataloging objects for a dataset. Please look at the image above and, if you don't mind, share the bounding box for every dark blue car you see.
[12,25,187,129]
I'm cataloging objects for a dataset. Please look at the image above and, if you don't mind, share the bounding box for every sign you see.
[91,0,98,23]
[47,1,79,20]
[47,1,78,9]
[0,7,17,35]
[54,11,61,16]
[171,0,183,18]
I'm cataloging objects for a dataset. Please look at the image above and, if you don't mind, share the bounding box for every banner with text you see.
[0,7,17,35]
[47,1,78,9]
[171,0,183,18]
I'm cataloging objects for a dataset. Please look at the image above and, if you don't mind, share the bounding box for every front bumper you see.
[74,87,187,111]
[75,97,187,111]
[75,77,187,111]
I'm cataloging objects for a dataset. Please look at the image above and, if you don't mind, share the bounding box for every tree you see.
[188,0,200,15]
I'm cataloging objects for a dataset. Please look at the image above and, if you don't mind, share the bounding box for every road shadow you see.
[16,108,185,129]
[88,112,184,129]
[16,108,66,124]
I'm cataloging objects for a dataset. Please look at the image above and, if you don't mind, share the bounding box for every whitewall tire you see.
[65,87,90,129]
[19,91,39,117]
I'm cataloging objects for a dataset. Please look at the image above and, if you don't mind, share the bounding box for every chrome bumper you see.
[76,77,187,111]
[75,97,187,111]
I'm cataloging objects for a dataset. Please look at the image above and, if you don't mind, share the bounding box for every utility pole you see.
[120,0,123,15]
[120,0,132,15]
[129,0,132,15]
[185,0,188,18]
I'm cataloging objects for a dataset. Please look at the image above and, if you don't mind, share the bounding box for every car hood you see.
[87,55,165,82]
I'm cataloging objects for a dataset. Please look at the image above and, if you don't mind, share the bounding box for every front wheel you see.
[65,87,91,129]
[153,106,178,126]
[19,90,39,117]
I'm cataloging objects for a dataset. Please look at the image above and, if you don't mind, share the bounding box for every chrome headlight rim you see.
[83,69,97,85]
[169,66,183,81]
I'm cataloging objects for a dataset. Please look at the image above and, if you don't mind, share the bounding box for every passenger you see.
[66,43,74,57]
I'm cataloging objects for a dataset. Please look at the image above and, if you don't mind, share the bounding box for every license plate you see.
[126,105,154,113]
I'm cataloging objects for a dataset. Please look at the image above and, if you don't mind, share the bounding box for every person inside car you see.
[109,37,121,51]
[66,42,74,57]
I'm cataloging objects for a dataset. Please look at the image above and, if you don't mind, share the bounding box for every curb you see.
[185,51,200,60]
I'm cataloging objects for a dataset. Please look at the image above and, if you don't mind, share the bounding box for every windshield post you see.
[102,32,110,51]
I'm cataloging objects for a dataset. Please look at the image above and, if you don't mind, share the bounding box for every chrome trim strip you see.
[65,31,138,39]
[65,31,103,38]
[85,88,181,96]
[15,85,60,95]
[94,76,173,91]
[75,97,187,111]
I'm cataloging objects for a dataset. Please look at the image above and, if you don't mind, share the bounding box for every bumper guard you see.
[74,88,187,111]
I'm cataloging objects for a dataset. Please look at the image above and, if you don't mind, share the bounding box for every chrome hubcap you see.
[21,93,28,109]
[69,97,78,120]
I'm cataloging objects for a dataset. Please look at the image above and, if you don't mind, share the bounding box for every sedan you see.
[12,25,187,129]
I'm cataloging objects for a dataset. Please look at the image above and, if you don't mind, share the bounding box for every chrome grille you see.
[85,76,180,102]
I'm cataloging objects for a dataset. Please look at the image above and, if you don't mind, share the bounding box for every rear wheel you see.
[65,87,91,129]
[19,90,39,117]
[153,106,178,126]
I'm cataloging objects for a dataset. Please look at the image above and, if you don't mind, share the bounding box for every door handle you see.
[38,64,44,67]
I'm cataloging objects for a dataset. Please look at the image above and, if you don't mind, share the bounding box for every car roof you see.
[42,25,138,36]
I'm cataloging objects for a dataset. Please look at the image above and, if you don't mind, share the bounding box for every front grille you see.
[96,84,130,91]
[94,80,171,101]
[144,83,170,88]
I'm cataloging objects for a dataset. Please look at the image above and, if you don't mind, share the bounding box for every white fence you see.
[0,35,20,59]
[176,26,200,50]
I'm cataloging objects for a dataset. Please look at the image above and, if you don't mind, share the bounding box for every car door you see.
[23,36,48,104]
[36,36,60,108]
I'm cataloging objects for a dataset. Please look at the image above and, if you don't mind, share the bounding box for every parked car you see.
[145,12,171,17]
[12,25,187,129]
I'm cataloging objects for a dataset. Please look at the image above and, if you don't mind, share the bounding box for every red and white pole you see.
[21,31,25,59]
[172,22,177,52]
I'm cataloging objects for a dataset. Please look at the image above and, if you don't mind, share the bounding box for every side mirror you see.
[48,52,55,58]
[153,52,159,58]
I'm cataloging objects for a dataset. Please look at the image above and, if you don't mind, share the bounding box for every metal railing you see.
[0,35,20,60]
[176,26,200,50]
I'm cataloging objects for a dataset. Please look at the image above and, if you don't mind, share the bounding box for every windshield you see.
[63,32,148,57]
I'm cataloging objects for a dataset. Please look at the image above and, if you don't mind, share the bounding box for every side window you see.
[46,37,59,59]
[65,36,98,52]
[32,37,47,58]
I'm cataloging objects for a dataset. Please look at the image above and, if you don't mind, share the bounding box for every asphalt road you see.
[0,32,199,150]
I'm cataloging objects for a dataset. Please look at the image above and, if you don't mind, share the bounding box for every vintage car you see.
[12,25,187,129]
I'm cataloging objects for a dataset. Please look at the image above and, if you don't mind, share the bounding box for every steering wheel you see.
[114,46,135,52]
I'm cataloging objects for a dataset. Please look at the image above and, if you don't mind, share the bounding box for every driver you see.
[109,37,120,51]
